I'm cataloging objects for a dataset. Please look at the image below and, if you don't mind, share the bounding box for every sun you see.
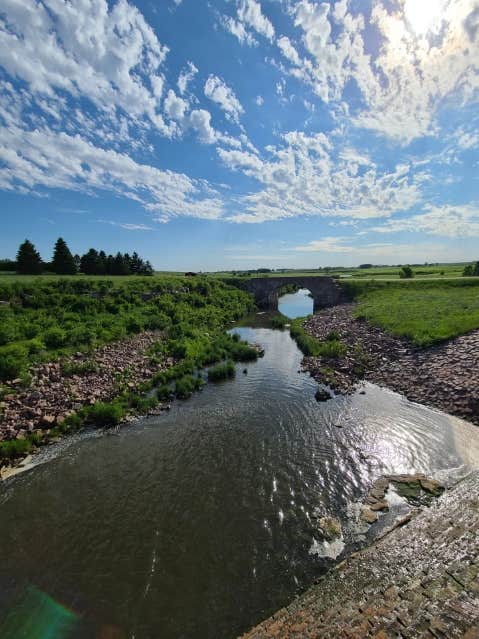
[404,0,442,35]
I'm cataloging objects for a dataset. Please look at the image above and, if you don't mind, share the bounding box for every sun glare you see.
[404,0,442,35]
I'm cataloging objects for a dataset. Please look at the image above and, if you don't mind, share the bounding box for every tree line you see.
[11,238,154,276]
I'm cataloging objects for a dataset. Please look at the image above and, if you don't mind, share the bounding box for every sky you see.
[0,0,478,271]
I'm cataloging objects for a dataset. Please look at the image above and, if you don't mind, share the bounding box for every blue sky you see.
[0,0,478,270]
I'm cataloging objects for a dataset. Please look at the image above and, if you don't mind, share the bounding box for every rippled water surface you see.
[0,296,477,639]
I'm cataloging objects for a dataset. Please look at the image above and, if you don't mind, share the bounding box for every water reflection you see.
[0,322,477,639]
[278,288,313,318]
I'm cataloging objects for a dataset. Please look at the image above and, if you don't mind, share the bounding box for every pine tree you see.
[51,237,77,274]
[80,248,103,275]
[16,239,43,274]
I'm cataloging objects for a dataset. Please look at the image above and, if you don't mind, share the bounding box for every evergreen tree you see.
[52,237,77,274]
[112,252,129,275]
[138,260,154,276]
[16,239,43,274]
[80,248,103,275]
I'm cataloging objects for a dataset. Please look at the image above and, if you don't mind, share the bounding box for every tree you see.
[399,265,414,279]
[463,262,479,277]
[16,239,43,274]
[80,248,103,275]
[52,237,77,274]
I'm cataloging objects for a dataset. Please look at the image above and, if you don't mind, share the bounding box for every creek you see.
[0,290,476,639]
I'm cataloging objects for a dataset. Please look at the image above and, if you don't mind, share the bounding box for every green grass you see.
[208,262,473,281]
[290,318,347,358]
[353,280,479,346]
[207,360,236,382]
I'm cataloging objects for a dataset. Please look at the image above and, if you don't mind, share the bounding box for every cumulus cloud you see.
[370,204,479,238]
[223,0,274,45]
[0,124,224,220]
[218,130,422,223]
[177,61,198,95]
[204,75,244,123]
[0,0,170,132]
[276,0,479,144]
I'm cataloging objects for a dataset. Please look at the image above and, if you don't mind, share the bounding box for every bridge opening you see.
[278,287,313,318]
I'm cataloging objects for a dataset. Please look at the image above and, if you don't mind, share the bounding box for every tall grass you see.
[351,280,479,346]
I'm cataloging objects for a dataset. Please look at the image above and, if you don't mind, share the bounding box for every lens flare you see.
[0,587,78,639]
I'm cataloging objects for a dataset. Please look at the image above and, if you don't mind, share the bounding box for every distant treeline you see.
[3,238,154,276]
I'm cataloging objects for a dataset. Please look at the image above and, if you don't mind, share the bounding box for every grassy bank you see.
[0,276,258,460]
[343,279,479,347]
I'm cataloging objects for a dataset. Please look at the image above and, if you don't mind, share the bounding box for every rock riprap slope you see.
[241,472,479,638]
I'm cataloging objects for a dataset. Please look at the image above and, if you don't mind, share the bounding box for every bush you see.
[399,265,414,279]
[43,327,67,349]
[62,360,97,376]
[175,374,203,399]
[0,344,28,381]
[157,384,173,401]
[270,314,288,329]
[87,402,124,427]
[208,360,235,382]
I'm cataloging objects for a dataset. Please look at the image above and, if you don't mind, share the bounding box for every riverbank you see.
[301,303,479,425]
[0,330,173,448]
[241,471,479,638]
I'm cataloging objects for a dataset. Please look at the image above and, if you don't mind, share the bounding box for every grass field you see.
[351,279,479,346]
[209,262,470,281]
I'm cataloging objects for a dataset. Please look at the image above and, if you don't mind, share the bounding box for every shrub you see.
[175,374,199,399]
[399,265,414,279]
[43,327,67,349]
[157,384,174,401]
[0,344,28,381]
[62,360,97,377]
[270,314,288,329]
[87,402,124,427]
[208,360,235,382]
[27,338,45,355]
[326,330,341,341]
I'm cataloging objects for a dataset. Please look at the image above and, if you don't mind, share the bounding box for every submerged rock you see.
[315,387,332,402]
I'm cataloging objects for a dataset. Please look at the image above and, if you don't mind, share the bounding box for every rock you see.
[319,516,342,541]
[360,506,378,524]
[419,477,444,496]
[370,500,389,512]
[315,388,332,402]
[41,414,56,426]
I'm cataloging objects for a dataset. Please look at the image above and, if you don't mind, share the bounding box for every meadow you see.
[348,279,479,346]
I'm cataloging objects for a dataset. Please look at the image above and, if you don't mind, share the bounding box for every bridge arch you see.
[238,276,345,313]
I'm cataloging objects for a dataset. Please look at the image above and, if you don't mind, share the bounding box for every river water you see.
[0,291,477,639]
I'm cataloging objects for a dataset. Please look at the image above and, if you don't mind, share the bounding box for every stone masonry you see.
[241,472,479,639]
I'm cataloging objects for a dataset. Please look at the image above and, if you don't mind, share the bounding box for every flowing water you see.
[0,292,477,639]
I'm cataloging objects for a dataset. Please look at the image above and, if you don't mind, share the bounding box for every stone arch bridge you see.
[237,276,345,312]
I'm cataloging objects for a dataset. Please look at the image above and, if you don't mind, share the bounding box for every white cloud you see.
[222,0,274,45]
[276,0,479,144]
[0,0,171,133]
[204,75,244,123]
[371,204,479,238]
[218,130,422,223]
[177,61,198,95]
[188,109,217,144]
[99,220,153,231]
[163,89,188,123]
[292,237,454,264]
[238,0,274,41]
[255,95,264,106]
[0,125,224,221]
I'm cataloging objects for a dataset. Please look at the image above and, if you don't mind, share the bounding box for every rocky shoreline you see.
[302,303,479,426]
[241,471,479,638]
[0,331,174,461]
